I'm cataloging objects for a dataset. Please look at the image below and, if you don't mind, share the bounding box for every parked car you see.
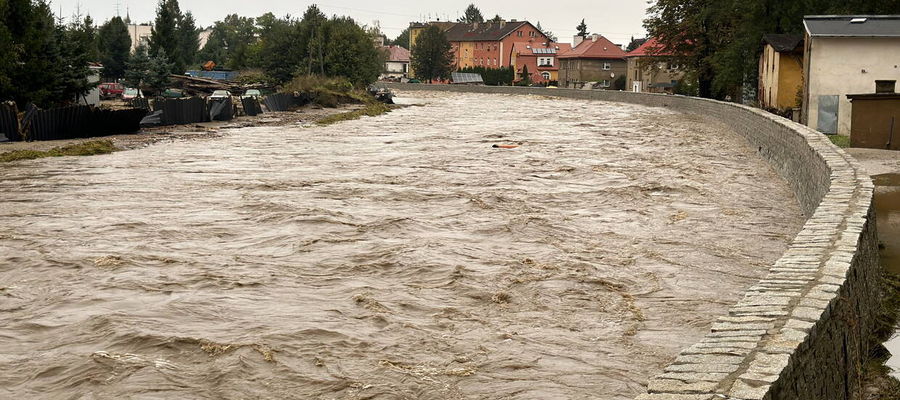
[209,90,232,101]
[243,89,261,98]
[121,88,143,101]
[98,82,124,99]
[162,88,184,98]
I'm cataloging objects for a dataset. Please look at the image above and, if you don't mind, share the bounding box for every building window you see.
[517,31,523,37]
[603,62,611,70]
[493,58,497,65]
[529,31,535,37]
[600,80,610,87]
[541,72,551,80]
[876,80,897,94]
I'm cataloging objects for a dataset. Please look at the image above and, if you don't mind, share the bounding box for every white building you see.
[127,23,153,52]
[381,45,410,79]
[802,15,900,135]
[77,64,103,106]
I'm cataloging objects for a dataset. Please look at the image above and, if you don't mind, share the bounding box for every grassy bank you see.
[0,140,117,163]
[316,103,391,126]
[864,272,900,399]
[281,76,373,108]
[828,134,851,148]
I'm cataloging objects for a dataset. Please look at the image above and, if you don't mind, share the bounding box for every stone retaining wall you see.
[386,83,880,400]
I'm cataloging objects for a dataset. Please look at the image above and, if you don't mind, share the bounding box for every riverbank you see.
[0,102,397,162]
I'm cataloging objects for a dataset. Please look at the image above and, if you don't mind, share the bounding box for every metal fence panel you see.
[241,97,263,116]
[154,97,209,126]
[0,102,21,141]
[19,104,147,141]
[263,93,296,112]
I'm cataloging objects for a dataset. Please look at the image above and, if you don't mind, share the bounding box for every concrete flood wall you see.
[385,83,879,400]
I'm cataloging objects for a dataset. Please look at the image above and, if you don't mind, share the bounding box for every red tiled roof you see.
[383,45,410,62]
[558,35,626,59]
[626,38,673,57]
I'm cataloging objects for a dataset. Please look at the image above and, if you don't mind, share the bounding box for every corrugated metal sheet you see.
[262,93,297,112]
[154,97,209,126]
[19,104,147,141]
[209,98,234,121]
[241,97,263,116]
[185,70,240,80]
[0,102,21,141]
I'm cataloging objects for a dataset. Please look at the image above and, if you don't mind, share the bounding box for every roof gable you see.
[626,38,674,57]
[444,21,541,42]
[383,45,410,62]
[558,35,627,59]
[761,34,804,52]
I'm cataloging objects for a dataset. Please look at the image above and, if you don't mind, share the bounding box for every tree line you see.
[1,0,96,107]
[0,0,386,108]
[196,6,384,85]
[646,0,900,100]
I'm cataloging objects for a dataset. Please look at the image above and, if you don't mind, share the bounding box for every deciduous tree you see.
[410,25,452,83]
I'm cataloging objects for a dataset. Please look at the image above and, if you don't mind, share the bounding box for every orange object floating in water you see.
[492,144,519,149]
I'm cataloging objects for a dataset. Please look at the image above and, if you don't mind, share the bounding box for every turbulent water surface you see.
[0,92,804,399]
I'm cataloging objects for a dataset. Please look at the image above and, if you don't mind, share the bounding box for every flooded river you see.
[0,92,804,399]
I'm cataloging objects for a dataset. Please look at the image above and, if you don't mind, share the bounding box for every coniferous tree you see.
[298,5,327,75]
[1,0,90,107]
[69,15,99,61]
[576,19,588,37]
[458,4,484,24]
[0,9,13,96]
[410,25,453,83]
[97,16,132,79]
[124,44,151,88]
[59,21,95,102]
[535,22,557,42]
[177,11,199,68]
[146,49,173,94]
[149,0,183,73]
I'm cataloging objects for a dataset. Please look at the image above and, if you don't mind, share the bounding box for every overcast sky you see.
[54,0,650,46]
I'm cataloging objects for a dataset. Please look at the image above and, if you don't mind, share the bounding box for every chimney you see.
[591,33,600,42]
[574,35,584,47]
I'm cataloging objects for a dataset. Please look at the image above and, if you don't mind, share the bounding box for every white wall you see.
[806,37,900,135]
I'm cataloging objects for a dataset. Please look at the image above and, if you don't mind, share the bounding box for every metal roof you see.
[804,15,900,37]
[451,72,484,84]
[761,34,804,52]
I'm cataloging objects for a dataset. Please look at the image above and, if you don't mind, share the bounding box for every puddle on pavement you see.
[875,173,900,378]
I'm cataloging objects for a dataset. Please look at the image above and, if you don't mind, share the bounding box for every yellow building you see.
[758,34,804,112]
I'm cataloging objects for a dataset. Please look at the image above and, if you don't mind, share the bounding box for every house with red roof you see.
[380,45,410,79]
[509,42,572,84]
[558,34,628,89]
[409,20,552,76]
[625,38,685,94]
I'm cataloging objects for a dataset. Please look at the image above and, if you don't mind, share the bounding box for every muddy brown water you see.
[874,173,900,379]
[0,92,804,399]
